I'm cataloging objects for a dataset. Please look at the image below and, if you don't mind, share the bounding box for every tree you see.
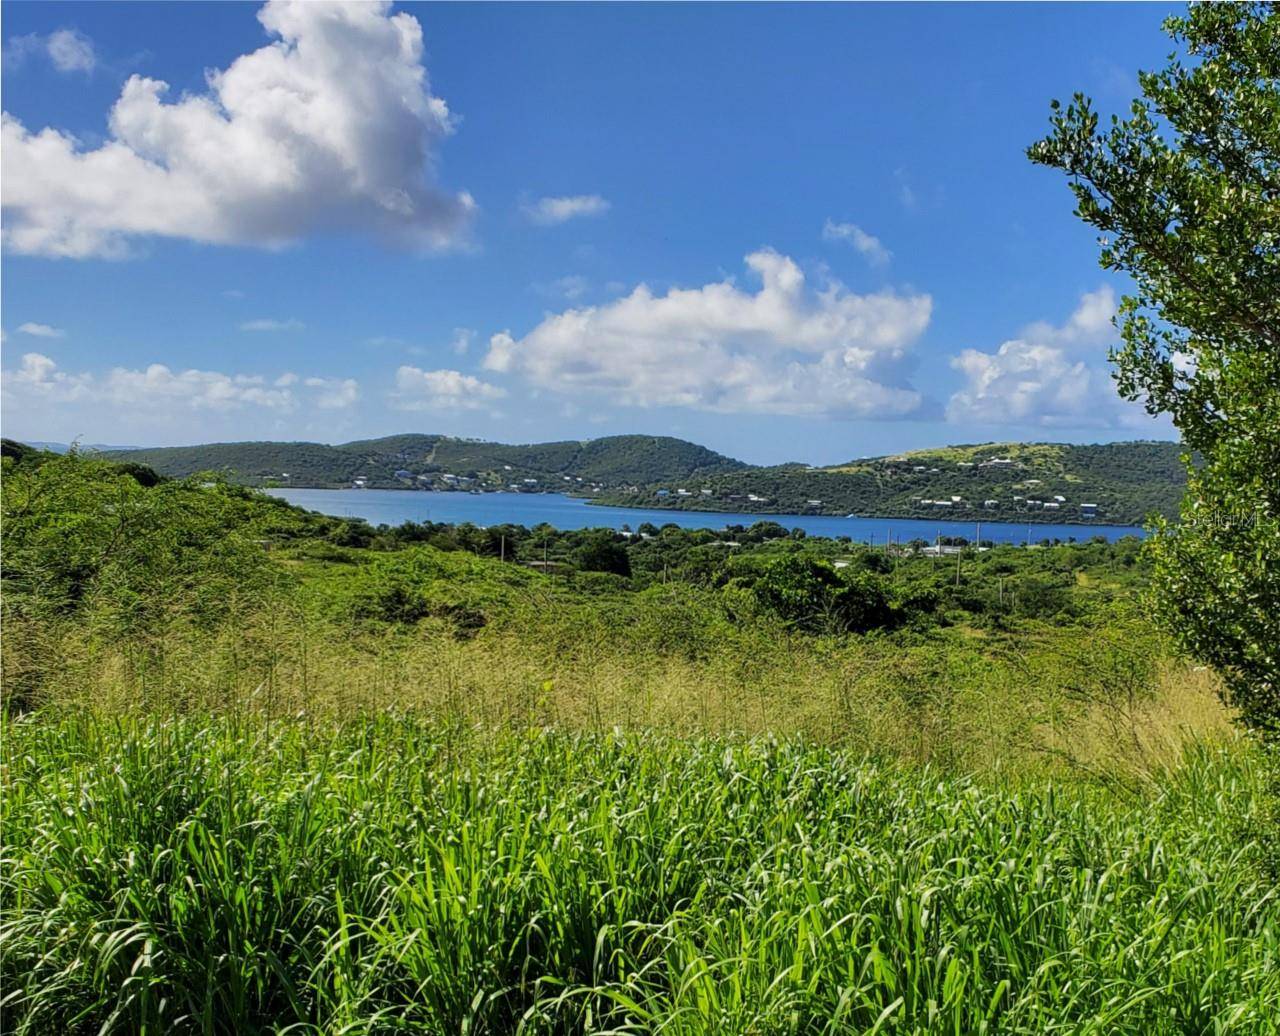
[1029,3,1279,739]
[574,532,632,577]
[725,555,895,635]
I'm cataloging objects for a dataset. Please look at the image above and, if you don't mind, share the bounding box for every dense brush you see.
[3,716,1276,1034]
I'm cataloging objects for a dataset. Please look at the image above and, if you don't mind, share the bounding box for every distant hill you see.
[88,433,1189,525]
[23,440,141,454]
[594,440,1188,525]
[100,434,749,492]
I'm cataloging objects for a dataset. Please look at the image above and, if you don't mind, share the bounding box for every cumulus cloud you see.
[522,194,610,226]
[2,352,358,414]
[303,375,360,409]
[822,219,891,266]
[6,29,96,74]
[484,249,931,419]
[1,1,474,259]
[240,318,305,332]
[945,287,1146,428]
[1021,286,1116,347]
[391,366,506,411]
[46,29,96,73]
[4,352,92,402]
[17,321,65,338]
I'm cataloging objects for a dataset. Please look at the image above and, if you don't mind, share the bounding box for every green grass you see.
[3,715,1276,1034]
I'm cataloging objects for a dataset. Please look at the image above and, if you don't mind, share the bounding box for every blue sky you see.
[1,1,1179,464]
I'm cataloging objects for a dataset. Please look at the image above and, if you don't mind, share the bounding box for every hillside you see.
[101,434,748,492]
[98,435,1184,524]
[593,440,1187,525]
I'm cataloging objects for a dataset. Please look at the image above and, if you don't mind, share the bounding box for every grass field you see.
[3,715,1277,1034]
[3,452,1276,1033]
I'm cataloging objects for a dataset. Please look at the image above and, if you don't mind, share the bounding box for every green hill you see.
[101,434,748,491]
[594,440,1187,525]
[97,434,1184,524]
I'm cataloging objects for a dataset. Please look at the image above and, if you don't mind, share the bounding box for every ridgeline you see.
[91,433,1186,525]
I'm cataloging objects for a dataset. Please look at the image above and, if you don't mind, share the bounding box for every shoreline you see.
[265,484,1150,529]
[266,487,1148,539]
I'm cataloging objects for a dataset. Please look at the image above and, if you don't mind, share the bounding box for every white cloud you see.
[2,352,358,414]
[1021,285,1116,347]
[450,328,475,355]
[391,366,505,411]
[1,1,474,259]
[485,248,931,419]
[5,352,93,402]
[17,321,65,338]
[303,376,360,409]
[822,219,891,266]
[46,29,96,73]
[522,194,610,226]
[240,318,304,332]
[5,29,95,74]
[536,274,589,300]
[945,287,1146,428]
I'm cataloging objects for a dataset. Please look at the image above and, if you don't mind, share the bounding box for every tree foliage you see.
[1030,2,1280,736]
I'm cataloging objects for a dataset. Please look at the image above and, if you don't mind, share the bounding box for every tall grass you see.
[2,715,1276,1033]
[11,599,1234,782]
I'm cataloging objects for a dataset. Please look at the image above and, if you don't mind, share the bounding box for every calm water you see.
[268,488,1146,545]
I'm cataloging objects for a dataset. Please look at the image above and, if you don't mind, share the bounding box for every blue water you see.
[268,488,1146,545]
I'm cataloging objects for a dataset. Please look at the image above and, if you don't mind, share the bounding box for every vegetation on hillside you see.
[93,433,1186,525]
[100,433,748,492]
[2,439,1273,1032]
[596,440,1187,525]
